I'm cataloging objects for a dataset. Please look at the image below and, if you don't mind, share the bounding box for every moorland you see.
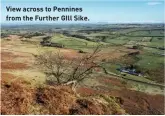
[1,23,164,115]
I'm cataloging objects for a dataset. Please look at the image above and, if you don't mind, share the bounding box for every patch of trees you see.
[1,33,9,38]
[20,32,45,38]
[40,36,64,48]
[157,37,163,40]
[77,28,132,33]
[127,45,143,50]
[119,54,164,83]
[77,29,104,33]
[72,34,89,40]
[42,36,51,42]
[127,65,142,73]
[95,36,108,42]
[62,32,96,42]
[126,29,164,34]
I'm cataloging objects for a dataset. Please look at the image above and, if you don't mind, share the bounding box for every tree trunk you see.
[63,80,79,97]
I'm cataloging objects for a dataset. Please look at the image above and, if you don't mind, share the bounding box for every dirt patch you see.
[60,49,80,60]
[1,62,29,70]
[99,77,127,88]
[77,87,101,96]
[97,52,126,61]
[1,51,32,62]
[1,51,16,61]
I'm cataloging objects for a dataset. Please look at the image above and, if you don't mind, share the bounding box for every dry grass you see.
[1,35,163,115]
[78,86,165,115]
[1,62,29,70]
[34,85,76,115]
[1,78,126,115]
[1,80,34,115]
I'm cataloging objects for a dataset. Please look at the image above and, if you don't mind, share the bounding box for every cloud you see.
[147,2,162,6]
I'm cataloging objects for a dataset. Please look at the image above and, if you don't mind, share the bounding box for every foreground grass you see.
[1,78,125,115]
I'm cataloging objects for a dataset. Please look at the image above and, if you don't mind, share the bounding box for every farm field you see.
[1,24,165,115]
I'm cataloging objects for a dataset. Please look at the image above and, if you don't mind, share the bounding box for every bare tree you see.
[36,45,102,90]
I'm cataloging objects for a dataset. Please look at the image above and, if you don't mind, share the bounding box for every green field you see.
[2,24,164,84]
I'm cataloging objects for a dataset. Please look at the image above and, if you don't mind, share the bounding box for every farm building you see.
[117,67,142,76]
